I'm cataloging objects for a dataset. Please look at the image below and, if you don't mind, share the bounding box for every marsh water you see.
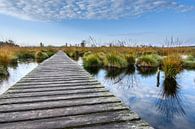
[0,58,195,129]
[77,57,195,129]
[0,62,38,95]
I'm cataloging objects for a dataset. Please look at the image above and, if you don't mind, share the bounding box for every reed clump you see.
[136,54,162,68]
[103,53,128,68]
[162,55,183,78]
[83,53,102,67]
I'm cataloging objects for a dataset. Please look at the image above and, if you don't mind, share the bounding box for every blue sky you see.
[0,0,195,46]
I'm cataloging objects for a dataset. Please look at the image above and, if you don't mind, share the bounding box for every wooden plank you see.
[0,110,139,129]
[0,92,113,105]
[0,103,127,123]
[2,89,108,99]
[0,96,121,113]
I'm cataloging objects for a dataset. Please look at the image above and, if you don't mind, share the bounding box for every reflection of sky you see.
[93,69,195,129]
[0,62,38,95]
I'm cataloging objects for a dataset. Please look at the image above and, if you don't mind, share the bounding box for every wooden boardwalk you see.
[0,52,152,129]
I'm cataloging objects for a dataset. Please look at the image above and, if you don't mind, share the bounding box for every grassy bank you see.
[64,46,194,78]
[0,45,57,76]
[1,44,194,77]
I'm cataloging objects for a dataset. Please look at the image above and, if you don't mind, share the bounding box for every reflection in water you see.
[8,61,18,69]
[85,67,100,75]
[78,58,195,129]
[0,62,38,95]
[157,69,160,87]
[105,68,125,80]
[156,77,186,120]
[104,66,138,88]
[137,67,157,77]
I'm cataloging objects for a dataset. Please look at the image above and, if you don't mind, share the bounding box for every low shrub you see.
[162,55,183,78]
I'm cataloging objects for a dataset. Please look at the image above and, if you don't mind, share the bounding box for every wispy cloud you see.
[0,0,194,21]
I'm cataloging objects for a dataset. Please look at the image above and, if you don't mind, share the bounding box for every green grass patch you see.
[83,53,102,68]
[104,54,128,68]
[136,54,162,68]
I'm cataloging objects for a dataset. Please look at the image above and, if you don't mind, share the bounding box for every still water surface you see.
[0,58,195,129]
[0,62,38,95]
[77,57,195,129]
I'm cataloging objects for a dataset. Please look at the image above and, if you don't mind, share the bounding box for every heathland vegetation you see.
[64,46,195,78]
[0,41,195,79]
[0,42,57,78]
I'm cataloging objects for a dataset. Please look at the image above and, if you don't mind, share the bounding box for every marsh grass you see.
[83,53,102,68]
[35,51,49,63]
[0,65,9,79]
[125,54,135,66]
[136,54,162,68]
[104,53,128,68]
[0,47,17,66]
[83,52,129,68]
[183,55,195,69]
[163,55,183,78]
[17,50,35,61]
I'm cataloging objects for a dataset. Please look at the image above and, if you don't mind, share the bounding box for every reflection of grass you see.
[137,67,157,77]
[105,67,125,79]
[84,67,100,75]
[156,77,185,120]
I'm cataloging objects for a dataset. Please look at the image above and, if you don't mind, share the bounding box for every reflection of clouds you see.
[91,68,195,129]
[0,62,38,95]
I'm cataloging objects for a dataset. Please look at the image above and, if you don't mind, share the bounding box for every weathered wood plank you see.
[0,110,139,129]
[0,103,127,123]
[0,92,113,105]
[0,96,121,113]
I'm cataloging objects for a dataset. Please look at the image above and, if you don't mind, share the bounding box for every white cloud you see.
[0,0,194,21]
